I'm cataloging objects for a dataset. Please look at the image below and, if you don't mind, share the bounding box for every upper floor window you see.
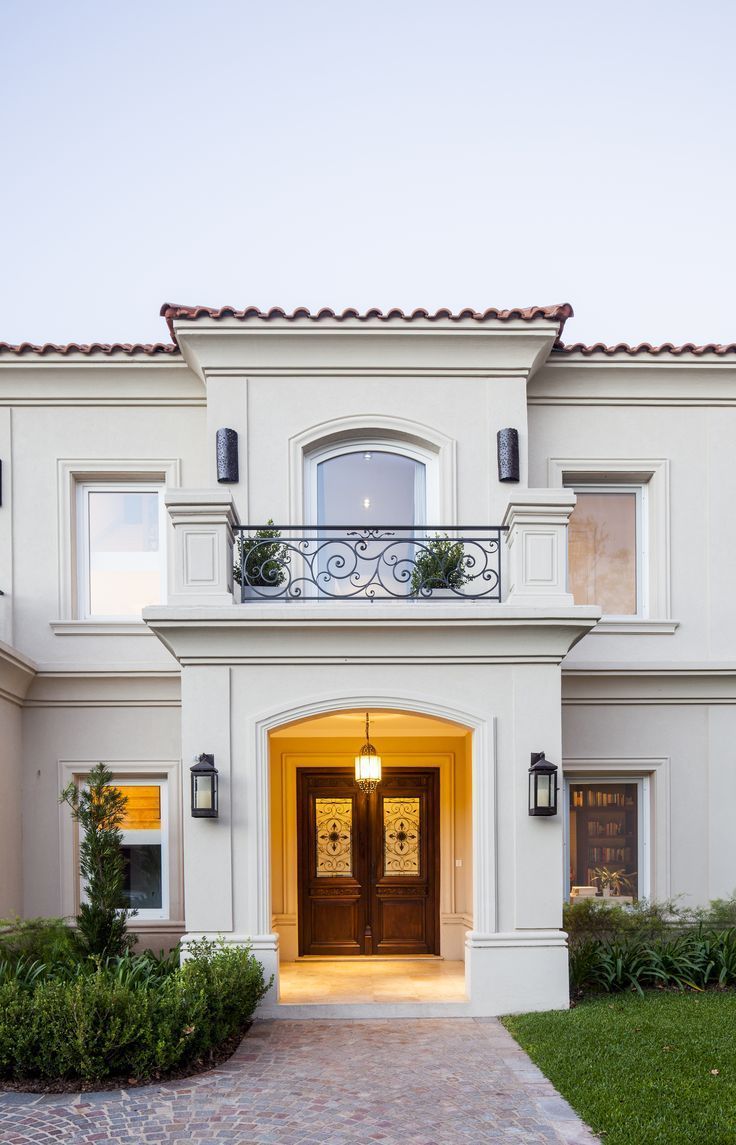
[567,485,644,617]
[76,483,165,619]
[307,440,438,528]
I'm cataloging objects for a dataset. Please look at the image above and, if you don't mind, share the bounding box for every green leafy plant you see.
[410,534,469,595]
[0,917,77,967]
[0,939,271,1083]
[234,520,287,587]
[592,866,633,896]
[59,763,136,959]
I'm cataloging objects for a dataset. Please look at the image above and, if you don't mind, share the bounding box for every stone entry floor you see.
[0,1018,597,1144]
[279,958,468,1004]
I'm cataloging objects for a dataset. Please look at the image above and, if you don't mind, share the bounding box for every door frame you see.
[297,766,441,957]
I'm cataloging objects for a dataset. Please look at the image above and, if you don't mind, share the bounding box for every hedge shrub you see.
[0,938,270,1083]
[565,897,736,995]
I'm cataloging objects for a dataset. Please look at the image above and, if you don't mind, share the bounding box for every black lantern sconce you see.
[528,751,558,816]
[190,754,219,818]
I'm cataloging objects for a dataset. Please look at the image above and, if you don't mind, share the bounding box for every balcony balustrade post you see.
[502,490,577,607]
[165,489,240,606]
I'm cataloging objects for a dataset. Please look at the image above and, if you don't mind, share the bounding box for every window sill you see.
[50,621,153,636]
[590,619,680,635]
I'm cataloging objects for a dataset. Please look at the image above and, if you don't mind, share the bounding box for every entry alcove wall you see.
[269,711,473,961]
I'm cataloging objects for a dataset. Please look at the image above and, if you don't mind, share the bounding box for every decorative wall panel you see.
[315,798,353,877]
[383,798,420,875]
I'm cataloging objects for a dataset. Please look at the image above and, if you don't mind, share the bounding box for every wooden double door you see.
[298,768,439,956]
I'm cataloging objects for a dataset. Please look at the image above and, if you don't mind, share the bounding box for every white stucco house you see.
[1,301,734,1017]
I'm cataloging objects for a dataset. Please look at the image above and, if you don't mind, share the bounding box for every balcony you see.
[233,526,506,602]
[160,488,583,616]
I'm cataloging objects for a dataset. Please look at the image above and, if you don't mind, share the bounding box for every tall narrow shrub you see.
[60,763,136,958]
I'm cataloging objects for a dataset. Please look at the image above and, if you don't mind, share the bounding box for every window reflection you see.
[317,450,425,527]
[568,491,638,615]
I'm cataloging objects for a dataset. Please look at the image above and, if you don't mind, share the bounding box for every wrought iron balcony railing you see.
[233,525,506,602]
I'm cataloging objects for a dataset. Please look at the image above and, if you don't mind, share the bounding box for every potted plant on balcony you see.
[410,534,469,598]
[234,520,288,600]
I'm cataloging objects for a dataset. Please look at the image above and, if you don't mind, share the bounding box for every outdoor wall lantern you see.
[190,754,219,817]
[354,712,382,795]
[216,428,239,484]
[497,427,520,483]
[528,751,558,816]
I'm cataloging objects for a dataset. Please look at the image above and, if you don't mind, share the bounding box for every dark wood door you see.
[297,768,439,956]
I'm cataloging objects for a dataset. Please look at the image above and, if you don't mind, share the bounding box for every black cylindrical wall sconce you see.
[216,428,239,483]
[497,428,520,483]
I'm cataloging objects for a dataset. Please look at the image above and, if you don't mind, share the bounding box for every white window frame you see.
[563,775,650,902]
[566,483,646,620]
[54,458,180,633]
[116,777,170,922]
[304,437,441,527]
[76,482,167,621]
[59,760,183,929]
[548,457,676,634]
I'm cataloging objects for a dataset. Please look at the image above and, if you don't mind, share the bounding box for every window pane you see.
[116,785,161,831]
[120,844,162,909]
[568,491,637,615]
[317,451,424,526]
[569,783,638,899]
[87,490,161,616]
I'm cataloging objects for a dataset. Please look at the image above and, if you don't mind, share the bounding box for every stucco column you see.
[165,489,239,606]
[503,489,576,607]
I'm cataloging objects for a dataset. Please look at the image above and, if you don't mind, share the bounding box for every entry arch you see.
[252,692,496,957]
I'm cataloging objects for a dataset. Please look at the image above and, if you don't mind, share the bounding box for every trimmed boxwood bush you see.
[0,938,271,1083]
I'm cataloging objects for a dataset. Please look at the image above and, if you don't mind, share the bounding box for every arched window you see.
[306,439,439,528]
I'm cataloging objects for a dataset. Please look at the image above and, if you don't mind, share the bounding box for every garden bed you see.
[0,936,270,1090]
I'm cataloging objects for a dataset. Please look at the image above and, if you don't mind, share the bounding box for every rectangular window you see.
[567,486,643,616]
[76,484,165,618]
[566,780,643,901]
[116,781,169,919]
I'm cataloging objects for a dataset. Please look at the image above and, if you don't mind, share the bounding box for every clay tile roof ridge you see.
[0,341,179,357]
[159,301,574,341]
[554,339,736,357]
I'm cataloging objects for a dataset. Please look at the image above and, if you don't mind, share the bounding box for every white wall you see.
[0,694,23,917]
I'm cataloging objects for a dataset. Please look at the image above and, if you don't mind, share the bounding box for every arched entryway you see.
[268,706,473,1004]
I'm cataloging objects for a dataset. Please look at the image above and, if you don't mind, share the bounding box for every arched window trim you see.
[289,419,455,524]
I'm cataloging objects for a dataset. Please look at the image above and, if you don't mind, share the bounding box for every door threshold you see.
[295,954,443,962]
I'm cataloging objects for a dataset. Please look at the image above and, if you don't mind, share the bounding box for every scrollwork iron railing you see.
[233,526,506,602]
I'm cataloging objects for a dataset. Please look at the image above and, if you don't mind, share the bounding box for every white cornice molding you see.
[174,323,561,383]
[530,362,736,406]
[562,666,736,704]
[0,640,38,705]
[143,602,600,666]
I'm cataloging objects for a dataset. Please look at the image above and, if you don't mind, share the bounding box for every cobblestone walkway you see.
[0,1018,597,1144]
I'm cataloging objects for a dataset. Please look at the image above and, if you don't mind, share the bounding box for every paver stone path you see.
[0,1017,597,1144]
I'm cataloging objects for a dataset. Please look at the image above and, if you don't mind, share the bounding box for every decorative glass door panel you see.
[298,769,439,956]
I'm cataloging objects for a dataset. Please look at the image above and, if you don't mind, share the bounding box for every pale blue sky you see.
[2,0,734,347]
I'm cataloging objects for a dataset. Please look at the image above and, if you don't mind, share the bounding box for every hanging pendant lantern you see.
[354,712,382,794]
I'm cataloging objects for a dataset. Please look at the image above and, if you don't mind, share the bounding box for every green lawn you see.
[503,992,736,1145]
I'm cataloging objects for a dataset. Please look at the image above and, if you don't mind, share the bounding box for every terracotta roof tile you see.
[0,341,179,357]
[160,302,574,341]
[554,340,736,358]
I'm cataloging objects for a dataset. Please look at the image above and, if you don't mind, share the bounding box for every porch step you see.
[259,1000,472,1019]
